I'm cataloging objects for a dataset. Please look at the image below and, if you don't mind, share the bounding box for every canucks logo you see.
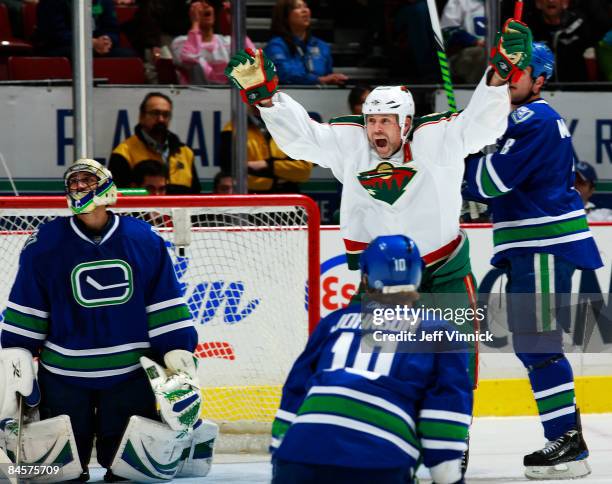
[357,162,417,205]
[511,106,534,124]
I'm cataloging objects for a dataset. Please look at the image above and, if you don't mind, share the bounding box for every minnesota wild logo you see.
[358,162,417,205]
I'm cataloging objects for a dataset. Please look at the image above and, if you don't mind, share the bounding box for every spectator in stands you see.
[265,0,348,85]
[109,92,201,194]
[525,0,596,81]
[35,0,136,58]
[575,161,612,221]
[348,85,372,115]
[220,105,312,193]
[132,159,168,195]
[0,0,36,39]
[171,0,256,85]
[440,0,487,83]
[212,171,235,194]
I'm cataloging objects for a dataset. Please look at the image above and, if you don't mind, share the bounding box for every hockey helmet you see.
[530,42,554,81]
[359,235,423,293]
[64,159,118,214]
[362,86,415,143]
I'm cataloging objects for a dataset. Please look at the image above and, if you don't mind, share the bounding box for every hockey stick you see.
[425,0,457,112]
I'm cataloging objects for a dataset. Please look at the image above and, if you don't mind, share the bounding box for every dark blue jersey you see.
[464,99,602,269]
[0,213,197,389]
[271,304,472,471]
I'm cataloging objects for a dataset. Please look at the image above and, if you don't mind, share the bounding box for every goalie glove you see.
[224,48,279,105]
[141,350,202,432]
[489,19,533,82]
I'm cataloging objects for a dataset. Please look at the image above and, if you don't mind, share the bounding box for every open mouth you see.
[375,139,388,149]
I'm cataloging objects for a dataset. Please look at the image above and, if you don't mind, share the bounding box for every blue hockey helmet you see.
[530,42,554,81]
[359,235,423,293]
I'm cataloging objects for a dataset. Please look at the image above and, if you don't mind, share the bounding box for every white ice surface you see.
[86,414,612,483]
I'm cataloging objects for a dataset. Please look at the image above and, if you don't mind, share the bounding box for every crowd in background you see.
[0,0,610,219]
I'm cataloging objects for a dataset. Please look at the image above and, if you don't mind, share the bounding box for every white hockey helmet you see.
[362,86,415,143]
[64,158,118,214]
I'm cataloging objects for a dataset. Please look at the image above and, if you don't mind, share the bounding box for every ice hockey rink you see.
[83,414,612,483]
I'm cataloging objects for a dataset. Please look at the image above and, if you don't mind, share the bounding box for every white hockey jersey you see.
[440,0,486,39]
[259,72,510,268]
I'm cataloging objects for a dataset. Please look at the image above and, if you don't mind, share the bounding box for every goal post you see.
[0,194,320,453]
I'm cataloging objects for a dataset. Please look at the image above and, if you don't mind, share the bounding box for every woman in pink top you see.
[172,0,255,84]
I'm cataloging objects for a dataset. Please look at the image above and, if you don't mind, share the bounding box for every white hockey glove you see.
[141,350,202,432]
[0,348,40,420]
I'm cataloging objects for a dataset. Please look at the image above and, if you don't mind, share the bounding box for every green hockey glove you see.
[225,48,279,105]
[490,19,533,82]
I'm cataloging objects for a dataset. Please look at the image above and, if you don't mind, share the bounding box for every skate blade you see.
[525,459,592,480]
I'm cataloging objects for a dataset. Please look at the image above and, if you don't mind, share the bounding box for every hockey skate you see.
[524,428,591,480]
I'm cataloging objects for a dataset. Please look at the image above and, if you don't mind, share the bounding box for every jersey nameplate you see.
[71,259,134,307]
[511,106,534,124]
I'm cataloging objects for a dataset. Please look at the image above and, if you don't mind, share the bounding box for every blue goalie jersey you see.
[0,213,197,389]
[271,304,472,471]
[464,99,602,270]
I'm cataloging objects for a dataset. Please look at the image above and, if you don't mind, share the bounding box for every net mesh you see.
[0,201,312,453]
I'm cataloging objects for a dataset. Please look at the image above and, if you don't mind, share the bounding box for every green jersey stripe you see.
[297,394,418,446]
[271,418,291,439]
[493,217,589,246]
[417,420,468,441]
[148,305,192,329]
[4,308,48,332]
[481,162,505,197]
[41,347,149,370]
[537,390,575,414]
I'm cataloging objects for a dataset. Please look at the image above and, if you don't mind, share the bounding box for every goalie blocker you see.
[0,349,218,482]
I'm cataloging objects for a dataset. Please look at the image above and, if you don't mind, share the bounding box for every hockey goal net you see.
[0,194,320,453]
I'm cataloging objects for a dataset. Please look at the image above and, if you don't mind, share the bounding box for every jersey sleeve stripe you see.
[271,418,291,440]
[493,231,594,254]
[41,347,149,371]
[6,301,49,319]
[3,309,48,333]
[419,409,472,425]
[479,157,505,198]
[275,409,297,422]
[1,324,46,340]
[148,305,192,329]
[148,319,194,338]
[484,154,511,193]
[44,341,151,356]
[420,438,468,451]
[417,420,469,441]
[474,157,492,199]
[146,297,187,313]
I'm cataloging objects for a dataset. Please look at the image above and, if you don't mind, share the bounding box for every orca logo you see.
[71,259,133,307]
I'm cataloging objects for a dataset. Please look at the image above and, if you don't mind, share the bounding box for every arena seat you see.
[21,2,37,41]
[93,57,145,84]
[7,56,71,80]
[0,4,32,53]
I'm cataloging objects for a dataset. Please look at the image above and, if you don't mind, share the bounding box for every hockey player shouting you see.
[225,21,533,384]
[464,43,600,480]
[269,235,472,484]
[0,159,216,482]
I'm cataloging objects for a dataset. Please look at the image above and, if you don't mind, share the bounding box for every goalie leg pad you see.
[0,415,82,482]
[111,416,217,482]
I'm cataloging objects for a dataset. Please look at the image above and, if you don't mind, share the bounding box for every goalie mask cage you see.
[0,195,320,454]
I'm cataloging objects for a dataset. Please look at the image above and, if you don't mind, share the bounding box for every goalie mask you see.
[64,159,118,214]
[362,86,415,144]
